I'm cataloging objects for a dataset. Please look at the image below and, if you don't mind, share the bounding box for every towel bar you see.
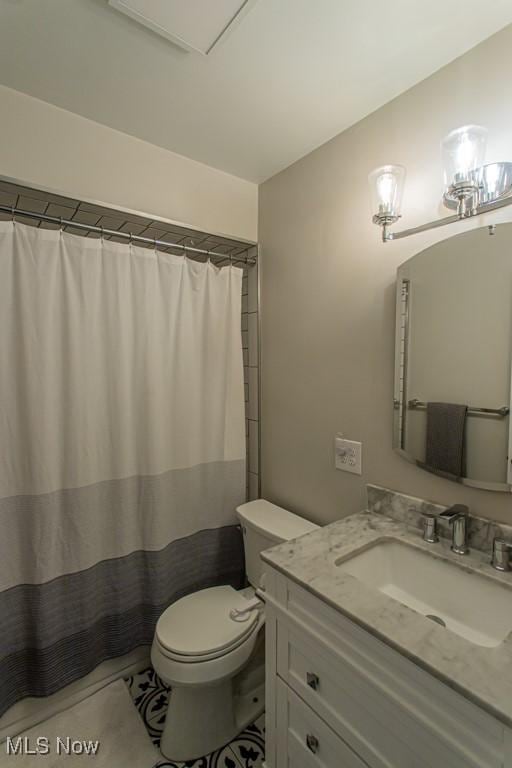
[407,398,509,418]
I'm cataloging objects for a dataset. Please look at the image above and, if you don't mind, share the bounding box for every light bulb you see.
[441,125,487,189]
[369,165,406,222]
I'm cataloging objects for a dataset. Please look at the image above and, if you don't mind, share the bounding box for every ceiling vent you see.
[108,0,257,55]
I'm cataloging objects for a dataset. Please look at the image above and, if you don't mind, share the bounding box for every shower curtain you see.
[0,221,246,717]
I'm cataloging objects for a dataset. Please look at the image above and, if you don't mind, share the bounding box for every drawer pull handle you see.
[306,734,319,754]
[306,672,319,690]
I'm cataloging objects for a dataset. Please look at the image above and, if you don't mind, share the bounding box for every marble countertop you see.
[261,509,512,727]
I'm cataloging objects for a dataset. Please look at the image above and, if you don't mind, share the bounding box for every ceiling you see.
[0,0,511,183]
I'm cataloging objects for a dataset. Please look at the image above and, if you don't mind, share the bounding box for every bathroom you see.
[1,1,512,766]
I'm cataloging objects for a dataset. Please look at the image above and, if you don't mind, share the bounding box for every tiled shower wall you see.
[242,252,260,501]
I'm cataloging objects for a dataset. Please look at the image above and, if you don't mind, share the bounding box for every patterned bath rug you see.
[0,679,159,767]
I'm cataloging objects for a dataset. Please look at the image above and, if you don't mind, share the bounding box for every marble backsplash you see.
[367,484,512,554]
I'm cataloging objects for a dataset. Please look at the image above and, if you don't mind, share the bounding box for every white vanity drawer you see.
[276,678,366,768]
[276,615,502,768]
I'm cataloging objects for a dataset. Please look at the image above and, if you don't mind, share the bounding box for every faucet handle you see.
[420,512,439,543]
[491,538,512,572]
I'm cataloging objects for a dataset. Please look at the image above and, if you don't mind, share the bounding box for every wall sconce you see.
[370,125,512,242]
[369,165,406,228]
[442,125,487,217]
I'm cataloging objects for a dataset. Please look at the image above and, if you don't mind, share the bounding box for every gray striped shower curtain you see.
[0,221,246,717]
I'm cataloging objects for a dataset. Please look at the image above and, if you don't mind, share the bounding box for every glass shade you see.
[369,164,406,220]
[441,125,488,188]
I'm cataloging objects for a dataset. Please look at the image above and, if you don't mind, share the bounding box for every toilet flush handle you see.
[229,597,263,622]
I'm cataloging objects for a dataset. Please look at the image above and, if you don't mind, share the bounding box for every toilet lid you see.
[156,585,260,658]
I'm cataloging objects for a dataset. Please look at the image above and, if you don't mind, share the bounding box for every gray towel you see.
[425,402,468,479]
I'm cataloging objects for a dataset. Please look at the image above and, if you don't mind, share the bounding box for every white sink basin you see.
[336,539,512,647]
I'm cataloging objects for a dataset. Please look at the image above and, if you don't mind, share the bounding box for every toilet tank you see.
[236,499,319,589]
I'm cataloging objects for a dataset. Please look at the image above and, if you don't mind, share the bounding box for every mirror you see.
[394,223,512,491]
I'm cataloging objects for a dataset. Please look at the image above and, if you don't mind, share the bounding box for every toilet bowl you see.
[151,499,319,761]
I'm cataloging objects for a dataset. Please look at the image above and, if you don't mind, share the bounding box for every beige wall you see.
[0,85,257,242]
[259,24,512,525]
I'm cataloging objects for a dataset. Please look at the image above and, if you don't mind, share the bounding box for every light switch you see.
[335,437,362,475]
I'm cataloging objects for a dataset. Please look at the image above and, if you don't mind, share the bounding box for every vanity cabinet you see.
[264,567,512,768]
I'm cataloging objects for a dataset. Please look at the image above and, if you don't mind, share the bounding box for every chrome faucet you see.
[491,538,512,572]
[440,504,469,555]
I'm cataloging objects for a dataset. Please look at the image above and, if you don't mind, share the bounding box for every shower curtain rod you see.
[0,204,257,264]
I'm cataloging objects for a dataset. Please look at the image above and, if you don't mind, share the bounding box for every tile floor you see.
[126,667,265,768]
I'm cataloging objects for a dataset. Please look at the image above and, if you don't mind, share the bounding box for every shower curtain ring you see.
[59,217,64,234]
[100,226,104,243]
[11,206,15,224]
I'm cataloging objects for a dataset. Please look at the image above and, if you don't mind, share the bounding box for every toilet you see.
[151,499,319,761]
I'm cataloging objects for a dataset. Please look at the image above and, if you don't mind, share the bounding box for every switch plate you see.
[335,437,362,475]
